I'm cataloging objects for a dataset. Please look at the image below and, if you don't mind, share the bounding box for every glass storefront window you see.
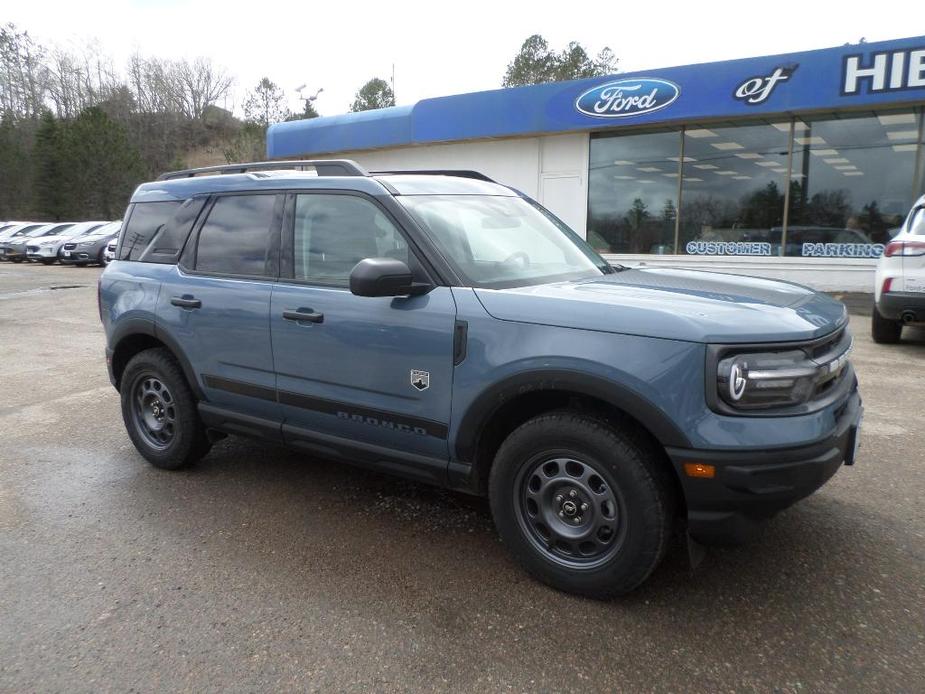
[586,109,924,257]
[587,130,680,255]
[678,122,791,257]
[786,111,920,257]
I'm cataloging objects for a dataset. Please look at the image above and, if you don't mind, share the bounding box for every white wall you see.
[334,133,590,235]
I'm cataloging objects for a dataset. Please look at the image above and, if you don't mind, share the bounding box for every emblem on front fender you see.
[410,369,430,391]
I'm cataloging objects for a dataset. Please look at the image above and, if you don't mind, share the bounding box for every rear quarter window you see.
[118,201,183,261]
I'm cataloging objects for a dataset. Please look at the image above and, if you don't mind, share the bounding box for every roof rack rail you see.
[370,169,496,183]
[157,159,368,181]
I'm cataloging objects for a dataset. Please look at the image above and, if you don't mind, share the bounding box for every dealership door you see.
[540,174,585,237]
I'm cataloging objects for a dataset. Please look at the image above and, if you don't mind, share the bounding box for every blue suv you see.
[100,160,862,597]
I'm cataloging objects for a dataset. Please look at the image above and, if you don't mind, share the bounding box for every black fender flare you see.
[453,369,692,463]
[109,318,204,400]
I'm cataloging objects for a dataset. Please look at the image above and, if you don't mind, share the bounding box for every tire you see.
[98,249,107,266]
[871,304,902,344]
[489,411,675,598]
[120,347,211,470]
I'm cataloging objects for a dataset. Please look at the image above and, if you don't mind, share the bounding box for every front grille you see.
[63,243,77,251]
[26,245,39,253]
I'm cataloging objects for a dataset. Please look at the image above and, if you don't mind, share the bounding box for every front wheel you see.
[120,348,211,470]
[489,412,675,598]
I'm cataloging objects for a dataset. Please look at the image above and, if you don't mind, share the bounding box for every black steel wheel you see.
[120,347,211,470]
[131,374,177,450]
[515,455,625,568]
[489,411,675,598]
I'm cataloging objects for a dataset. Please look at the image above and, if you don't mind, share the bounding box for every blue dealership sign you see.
[268,35,925,158]
[574,78,680,118]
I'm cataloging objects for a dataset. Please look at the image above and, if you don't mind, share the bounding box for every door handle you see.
[171,296,201,309]
[283,308,324,323]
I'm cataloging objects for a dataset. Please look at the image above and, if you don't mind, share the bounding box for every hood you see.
[26,234,69,246]
[473,267,848,344]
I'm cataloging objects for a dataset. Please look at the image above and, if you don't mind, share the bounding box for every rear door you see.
[157,193,283,432]
[270,191,456,480]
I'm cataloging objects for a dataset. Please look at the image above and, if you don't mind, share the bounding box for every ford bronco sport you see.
[100,160,863,597]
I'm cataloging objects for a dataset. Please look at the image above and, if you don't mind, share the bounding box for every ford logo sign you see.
[575,78,680,118]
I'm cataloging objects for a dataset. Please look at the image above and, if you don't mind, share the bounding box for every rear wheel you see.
[120,348,211,470]
[871,304,902,344]
[489,412,674,598]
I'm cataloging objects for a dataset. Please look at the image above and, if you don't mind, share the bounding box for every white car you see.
[103,238,118,265]
[873,194,925,343]
[25,222,108,264]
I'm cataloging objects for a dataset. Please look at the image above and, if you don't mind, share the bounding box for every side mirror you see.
[349,257,429,297]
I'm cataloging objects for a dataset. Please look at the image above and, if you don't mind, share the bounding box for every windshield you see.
[399,195,609,288]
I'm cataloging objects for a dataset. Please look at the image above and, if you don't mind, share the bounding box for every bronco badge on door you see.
[410,369,430,391]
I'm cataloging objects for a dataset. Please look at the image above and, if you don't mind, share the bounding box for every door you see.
[270,192,457,473]
[157,193,282,428]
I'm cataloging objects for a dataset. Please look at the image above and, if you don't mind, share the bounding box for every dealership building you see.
[267,36,925,291]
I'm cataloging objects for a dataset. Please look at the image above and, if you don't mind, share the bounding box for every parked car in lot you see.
[103,238,117,265]
[100,160,862,598]
[873,194,925,343]
[26,221,109,264]
[59,221,121,266]
[0,222,57,262]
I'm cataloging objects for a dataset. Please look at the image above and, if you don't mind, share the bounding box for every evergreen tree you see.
[32,111,70,220]
[67,107,144,219]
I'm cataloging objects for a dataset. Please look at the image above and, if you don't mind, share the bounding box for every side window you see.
[118,201,182,261]
[195,194,277,276]
[293,194,409,285]
[139,197,206,263]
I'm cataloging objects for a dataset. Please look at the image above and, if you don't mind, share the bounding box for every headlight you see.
[78,241,96,247]
[714,338,852,411]
[38,240,55,246]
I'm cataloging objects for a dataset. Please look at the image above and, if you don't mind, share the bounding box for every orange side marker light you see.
[683,462,715,479]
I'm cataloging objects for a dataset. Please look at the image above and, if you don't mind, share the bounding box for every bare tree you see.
[165,57,232,119]
[0,24,48,117]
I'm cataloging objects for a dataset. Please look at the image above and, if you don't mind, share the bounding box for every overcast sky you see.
[5,0,919,116]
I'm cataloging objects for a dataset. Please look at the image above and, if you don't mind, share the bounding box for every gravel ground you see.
[1,263,923,693]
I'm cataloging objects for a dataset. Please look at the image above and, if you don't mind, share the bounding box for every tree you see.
[244,77,289,128]
[164,57,232,120]
[350,77,394,112]
[0,112,30,218]
[222,121,266,163]
[502,34,617,87]
[286,98,320,121]
[66,106,143,218]
[626,198,649,229]
[32,111,70,220]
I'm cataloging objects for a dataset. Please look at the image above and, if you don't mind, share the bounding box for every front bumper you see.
[59,249,95,264]
[667,386,862,545]
[877,291,925,321]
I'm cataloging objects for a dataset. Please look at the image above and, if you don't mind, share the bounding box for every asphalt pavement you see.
[1,263,923,692]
